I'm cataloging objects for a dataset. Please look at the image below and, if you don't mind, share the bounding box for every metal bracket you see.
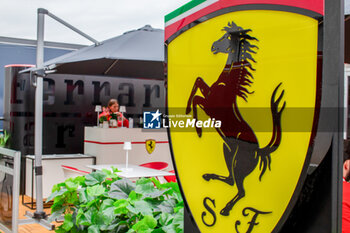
[34,68,46,77]
[34,166,43,176]
[30,71,37,87]
[30,68,47,87]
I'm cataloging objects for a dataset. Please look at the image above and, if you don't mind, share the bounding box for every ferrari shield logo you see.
[166,5,321,233]
[146,139,156,154]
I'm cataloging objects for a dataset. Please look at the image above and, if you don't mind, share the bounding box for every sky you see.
[0,0,191,45]
[1,0,350,45]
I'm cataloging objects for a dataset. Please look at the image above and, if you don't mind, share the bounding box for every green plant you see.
[99,116,108,123]
[47,168,184,233]
[0,131,10,147]
[110,113,118,120]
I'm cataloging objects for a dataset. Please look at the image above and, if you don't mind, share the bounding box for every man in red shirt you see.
[343,140,350,232]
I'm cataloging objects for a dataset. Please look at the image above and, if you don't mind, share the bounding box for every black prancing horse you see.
[186,21,286,216]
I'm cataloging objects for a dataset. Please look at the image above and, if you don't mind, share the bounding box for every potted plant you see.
[110,113,118,128]
[110,113,117,120]
[47,168,184,233]
[99,116,109,128]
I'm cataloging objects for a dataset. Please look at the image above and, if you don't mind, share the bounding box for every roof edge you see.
[0,36,86,50]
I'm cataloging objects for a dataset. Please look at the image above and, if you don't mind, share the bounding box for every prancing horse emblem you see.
[186,22,286,216]
[146,139,156,154]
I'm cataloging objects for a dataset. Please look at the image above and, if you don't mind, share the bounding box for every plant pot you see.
[102,121,109,128]
[110,119,118,128]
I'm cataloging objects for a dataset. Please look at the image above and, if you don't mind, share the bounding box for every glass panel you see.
[0,155,14,230]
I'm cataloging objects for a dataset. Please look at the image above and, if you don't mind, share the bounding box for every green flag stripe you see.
[165,0,207,23]
[165,0,219,27]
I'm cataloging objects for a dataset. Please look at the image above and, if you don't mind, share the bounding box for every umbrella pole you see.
[23,9,54,230]
[23,8,100,229]
[34,9,45,218]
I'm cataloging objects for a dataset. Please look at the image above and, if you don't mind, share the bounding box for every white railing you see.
[0,147,21,233]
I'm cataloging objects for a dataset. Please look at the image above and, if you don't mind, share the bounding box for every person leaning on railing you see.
[99,99,129,128]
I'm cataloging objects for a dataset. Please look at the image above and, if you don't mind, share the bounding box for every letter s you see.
[201,197,216,227]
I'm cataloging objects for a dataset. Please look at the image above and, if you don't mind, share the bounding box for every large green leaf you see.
[78,188,88,203]
[161,225,177,233]
[85,171,107,186]
[48,207,64,222]
[150,177,162,189]
[62,213,74,231]
[127,200,153,216]
[86,198,99,208]
[159,182,183,202]
[101,206,116,225]
[134,180,154,195]
[152,229,166,233]
[101,168,112,176]
[159,213,173,226]
[135,178,151,185]
[100,199,114,210]
[109,220,129,232]
[66,191,79,204]
[173,209,184,232]
[160,182,180,194]
[137,181,169,199]
[128,190,141,202]
[134,179,170,198]
[91,211,105,226]
[46,187,68,202]
[132,215,157,232]
[154,199,176,214]
[114,199,129,215]
[51,183,62,193]
[144,189,169,199]
[69,226,79,233]
[174,204,184,214]
[126,229,136,233]
[50,198,65,212]
[76,208,85,226]
[88,225,100,233]
[55,226,67,233]
[87,184,105,197]
[65,180,79,191]
[108,179,136,199]
[99,223,119,231]
[73,175,86,185]
[78,208,94,226]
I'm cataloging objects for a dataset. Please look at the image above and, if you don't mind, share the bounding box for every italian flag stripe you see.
[165,0,323,41]
[165,0,219,26]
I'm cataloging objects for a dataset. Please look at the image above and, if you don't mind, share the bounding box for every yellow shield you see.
[146,139,156,154]
[167,10,319,233]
